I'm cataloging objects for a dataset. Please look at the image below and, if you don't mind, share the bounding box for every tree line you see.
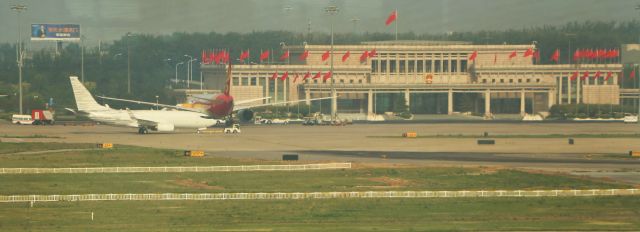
[1,20,639,114]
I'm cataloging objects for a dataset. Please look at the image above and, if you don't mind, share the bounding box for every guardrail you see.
[0,163,352,174]
[0,189,637,203]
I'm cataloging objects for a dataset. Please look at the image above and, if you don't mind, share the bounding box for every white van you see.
[624,115,638,123]
[11,114,34,125]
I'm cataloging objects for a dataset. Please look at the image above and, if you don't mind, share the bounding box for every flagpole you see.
[395,9,398,41]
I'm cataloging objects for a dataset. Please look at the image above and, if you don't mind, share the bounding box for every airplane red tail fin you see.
[224,62,232,95]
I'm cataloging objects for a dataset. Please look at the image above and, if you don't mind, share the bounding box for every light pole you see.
[184,55,194,89]
[11,4,27,114]
[81,36,85,83]
[126,32,133,94]
[155,95,159,110]
[325,4,339,121]
[175,62,184,84]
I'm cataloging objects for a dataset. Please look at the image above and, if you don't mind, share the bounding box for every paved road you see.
[2,122,640,183]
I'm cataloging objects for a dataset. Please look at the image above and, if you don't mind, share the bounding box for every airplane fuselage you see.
[85,109,216,129]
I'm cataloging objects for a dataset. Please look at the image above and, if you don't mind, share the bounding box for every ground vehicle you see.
[223,124,241,133]
[624,115,638,123]
[11,114,34,125]
[32,109,55,125]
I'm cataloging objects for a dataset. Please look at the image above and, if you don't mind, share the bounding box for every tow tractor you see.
[223,124,241,133]
[197,124,241,134]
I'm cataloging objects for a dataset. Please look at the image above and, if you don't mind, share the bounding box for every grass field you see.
[0,142,273,167]
[0,167,628,195]
[0,142,637,231]
[0,197,639,231]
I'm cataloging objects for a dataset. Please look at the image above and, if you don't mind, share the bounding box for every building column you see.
[484,90,491,117]
[447,89,453,115]
[520,88,526,116]
[567,77,572,104]
[274,79,278,104]
[367,89,373,115]
[331,90,337,116]
[576,77,581,104]
[305,90,311,105]
[265,77,270,103]
[548,89,555,109]
[404,89,410,110]
[558,76,563,104]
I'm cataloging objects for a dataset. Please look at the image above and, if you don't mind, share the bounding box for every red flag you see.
[342,51,350,62]
[302,71,311,80]
[605,71,613,81]
[298,50,309,61]
[321,51,330,62]
[523,48,533,57]
[631,68,636,80]
[259,50,270,62]
[509,51,517,59]
[201,50,207,64]
[293,73,300,83]
[279,50,289,61]
[214,51,226,64]
[573,49,581,61]
[570,71,578,81]
[270,71,278,80]
[239,50,249,63]
[469,51,478,61]
[385,10,397,26]
[369,49,377,58]
[581,71,589,81]
[550,49,560,63]
[359,50,369,62]
[221,50,230,64]
[312,71,322,79]
[280,71,289,81]
[322,71,332,81]
[593,71,601,79]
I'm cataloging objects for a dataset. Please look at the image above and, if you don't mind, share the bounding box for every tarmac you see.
[2,121,640,184]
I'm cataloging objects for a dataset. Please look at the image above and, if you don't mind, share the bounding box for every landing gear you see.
[138,127,149,134]
[225,116,235,127]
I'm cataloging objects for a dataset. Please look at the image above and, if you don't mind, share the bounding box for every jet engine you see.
[153,123,175,132]
[237,109,254,123]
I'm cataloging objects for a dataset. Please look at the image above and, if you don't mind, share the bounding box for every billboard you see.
[31,24,80,41]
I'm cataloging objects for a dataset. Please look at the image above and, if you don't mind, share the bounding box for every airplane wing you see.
[126,109,164,128]
[97,96,206,113]
[234,96,337,111]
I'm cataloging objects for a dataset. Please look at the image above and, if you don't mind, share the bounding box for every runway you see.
[2,122,640,183]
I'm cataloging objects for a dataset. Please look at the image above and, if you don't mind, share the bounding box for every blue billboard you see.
[31,24,80,41]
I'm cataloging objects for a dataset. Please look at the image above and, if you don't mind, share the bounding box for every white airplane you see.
[68,76,217,134]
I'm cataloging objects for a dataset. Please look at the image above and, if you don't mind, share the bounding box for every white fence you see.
[0,163,352,174]
[1,189,637,203]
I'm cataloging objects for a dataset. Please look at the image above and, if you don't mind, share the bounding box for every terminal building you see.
[201,41,623,118]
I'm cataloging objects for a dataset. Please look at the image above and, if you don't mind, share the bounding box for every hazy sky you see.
[1,0,639,45]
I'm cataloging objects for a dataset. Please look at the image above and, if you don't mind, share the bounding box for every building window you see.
[340,79,344,83]
[451,60,457,73]
[371,60,378,73]
[250,77,257,86]
[426,60,432,72]
[492,79,496,83]
[380,60,387,73]
[443,60,449,73]
[460,60,467,73]
[399,60,406,73]
[536,78,540,83]
[435,60,441,73]
[359,79,363,84]
[417,60,424,73]
[349,79,354,84]
[233,77,239,86]
[408,60,415,73]
[482,79,487,83]
[526,79,531,83]
[500,79,504,83]
[518,79,522,83]
[314,80,318,84]
[509,79,513,83]
[390,60,397,73]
